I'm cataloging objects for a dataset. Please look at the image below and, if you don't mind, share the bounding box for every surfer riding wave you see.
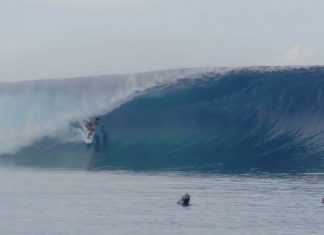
[85,117,100,140]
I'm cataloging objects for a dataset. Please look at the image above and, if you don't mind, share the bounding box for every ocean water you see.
[1,67,324,234]
[0,167,323,235]
[2,66,324,173]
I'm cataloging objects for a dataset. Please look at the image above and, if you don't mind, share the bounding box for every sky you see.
[0,0,323,81]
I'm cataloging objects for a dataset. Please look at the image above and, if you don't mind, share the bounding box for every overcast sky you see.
[0,0,323,81]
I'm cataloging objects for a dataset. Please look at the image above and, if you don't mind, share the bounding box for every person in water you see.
[85,117,100,139]
[177,193,191,207]
[322,197,324,204]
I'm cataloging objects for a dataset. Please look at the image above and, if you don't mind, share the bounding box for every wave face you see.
[0,68,215,155]
[2,67,324,172]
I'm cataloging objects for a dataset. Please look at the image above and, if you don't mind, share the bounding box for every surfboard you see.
[85,132,95,144]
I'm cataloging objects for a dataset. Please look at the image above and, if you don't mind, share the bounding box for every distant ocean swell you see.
[1,67,324,173]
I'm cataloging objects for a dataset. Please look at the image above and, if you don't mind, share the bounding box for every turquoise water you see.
[0,167,323,235]
[3,67,324,173]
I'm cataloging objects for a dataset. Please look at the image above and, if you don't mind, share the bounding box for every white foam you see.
[0,67,230,155]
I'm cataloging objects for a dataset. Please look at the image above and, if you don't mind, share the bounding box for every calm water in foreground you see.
[0,167,323,235]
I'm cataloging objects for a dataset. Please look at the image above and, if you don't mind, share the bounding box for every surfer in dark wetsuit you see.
[177,193,191,207]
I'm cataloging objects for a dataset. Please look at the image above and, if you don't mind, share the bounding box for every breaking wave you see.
[2,66,324,172]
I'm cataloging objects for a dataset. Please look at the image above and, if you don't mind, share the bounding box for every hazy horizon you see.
[1,0,323,81]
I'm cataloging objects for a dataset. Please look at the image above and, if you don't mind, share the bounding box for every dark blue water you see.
[2,67,324,173]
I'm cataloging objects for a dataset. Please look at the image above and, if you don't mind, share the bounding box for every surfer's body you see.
[85,117,100,141]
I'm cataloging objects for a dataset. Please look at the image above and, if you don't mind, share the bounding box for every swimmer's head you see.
[183,193,190,201]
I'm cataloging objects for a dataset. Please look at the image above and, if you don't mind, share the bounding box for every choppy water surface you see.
[0,167,323,235]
